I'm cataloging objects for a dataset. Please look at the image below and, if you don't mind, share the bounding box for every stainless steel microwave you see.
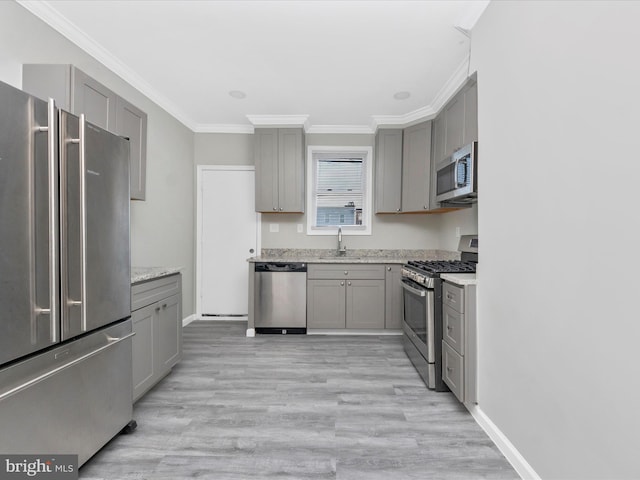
[435,142,477,204]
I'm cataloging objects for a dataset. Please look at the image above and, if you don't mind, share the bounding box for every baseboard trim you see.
[182,314,197,327]
[307,329,403,336]
[467,405,540,480]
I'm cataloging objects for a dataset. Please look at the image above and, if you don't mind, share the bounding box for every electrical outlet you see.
[297,224,303,233]
[269,223,279,233]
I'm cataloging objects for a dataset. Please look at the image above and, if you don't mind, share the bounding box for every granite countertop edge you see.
[248,249,460,264]
[131,266,182,284]
[440,273,477,286]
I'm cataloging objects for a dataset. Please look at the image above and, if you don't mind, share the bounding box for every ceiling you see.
[18,0,488,133]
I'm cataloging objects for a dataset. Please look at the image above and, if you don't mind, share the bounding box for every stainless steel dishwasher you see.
[254,262,307,334]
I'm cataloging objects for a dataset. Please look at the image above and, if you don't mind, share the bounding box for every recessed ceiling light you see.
[229,90,246,99]
[393,91,411,100]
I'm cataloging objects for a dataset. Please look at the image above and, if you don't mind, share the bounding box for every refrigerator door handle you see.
[33,98,59,343]
[68,114,88,332]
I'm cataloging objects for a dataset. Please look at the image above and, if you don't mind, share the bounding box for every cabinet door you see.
[429,114,445,210]
[278,129,305,213]
[132,303,156,402]
[346,279,385,329]
[401,121,432,212]
[442,340,464,402]
[71,67,117,131]
[254,129,279,212]
[156,293,182,375]
[444,92,464,159]
[375,129,403,213]
[307,280,346,328]
[462,82,478,147]
[115,96,147,200]
[384,265,403,329]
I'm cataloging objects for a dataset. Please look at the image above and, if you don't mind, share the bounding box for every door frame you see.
[195,165,261,319]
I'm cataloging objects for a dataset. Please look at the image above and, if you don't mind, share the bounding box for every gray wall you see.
[0,1,196,317]
[472,1,640,478]
[195,132,474,250]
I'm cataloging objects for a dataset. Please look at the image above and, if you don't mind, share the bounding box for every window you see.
[306,146,373,235]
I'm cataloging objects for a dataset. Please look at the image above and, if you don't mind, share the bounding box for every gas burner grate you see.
[407,260,477,274]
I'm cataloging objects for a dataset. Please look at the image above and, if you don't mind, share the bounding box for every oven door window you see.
[402,279,428,345]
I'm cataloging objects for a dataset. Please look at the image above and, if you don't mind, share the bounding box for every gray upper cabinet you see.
[72,68,117,131]
[22,64,148,201]
[23,64,117,130]
[254,128,305,213]
[401,121,432,212]
[442,80,478,161]
[374,129,403,213]
[115,96,148,200]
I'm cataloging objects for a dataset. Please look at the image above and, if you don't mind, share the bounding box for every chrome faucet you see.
[337,227,347,256]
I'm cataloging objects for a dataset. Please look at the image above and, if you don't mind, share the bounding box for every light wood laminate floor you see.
[81,321,518,480]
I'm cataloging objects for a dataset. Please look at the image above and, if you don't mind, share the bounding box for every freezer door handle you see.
[0,331,135,403]
[32,98,59,343]
[68,114,88,332]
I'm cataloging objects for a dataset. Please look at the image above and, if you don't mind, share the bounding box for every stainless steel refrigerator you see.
[0,80,133,465]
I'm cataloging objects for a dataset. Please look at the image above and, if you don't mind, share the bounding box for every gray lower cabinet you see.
[384,265,403,329]
[441,280,476,404]
[131,274,183,402]
[22,64,148,201]
[254,128,305,213]
[307,264,385,329]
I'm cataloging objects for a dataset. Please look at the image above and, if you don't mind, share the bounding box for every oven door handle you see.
[401,279,427,297]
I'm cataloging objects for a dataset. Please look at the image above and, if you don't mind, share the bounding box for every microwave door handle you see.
[453,157,460,188]
[455,157,468,188]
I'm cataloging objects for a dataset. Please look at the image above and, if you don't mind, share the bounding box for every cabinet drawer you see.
[443,282,465,313]
[442,340,464,402]
[307,264,385,280]
[443,304,464,355]
[132,274,180,311]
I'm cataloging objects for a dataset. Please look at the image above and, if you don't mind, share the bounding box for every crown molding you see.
[193,124,255,134]
[305,125,374,135]
[246,114,310,131]
[429,55,471,114]
[16,0,197,131]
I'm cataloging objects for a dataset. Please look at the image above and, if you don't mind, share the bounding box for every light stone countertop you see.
[440,273,477,286]
[131,266,182,284]
[249,248,459,264]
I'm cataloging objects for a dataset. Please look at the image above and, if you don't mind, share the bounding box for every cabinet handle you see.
[387,267,391,271]
[423,205,428,209]
[396,208,401,212]
[447,367,453,373]
[162,303,167,309]
[155,307,160,312]
[273,206,277,211]
[279,207,283,211]
[340,281,344,286]
[348,281,352,286]
[447,293,454,299]
[447,325,453,331]
[344,271,348,275]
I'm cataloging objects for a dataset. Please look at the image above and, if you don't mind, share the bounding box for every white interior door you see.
[198,166,259,317]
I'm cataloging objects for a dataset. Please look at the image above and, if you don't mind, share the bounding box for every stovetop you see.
[406,260,477,275]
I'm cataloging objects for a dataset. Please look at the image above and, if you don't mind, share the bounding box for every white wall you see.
[0,1,196,317]
[471,2,640,478]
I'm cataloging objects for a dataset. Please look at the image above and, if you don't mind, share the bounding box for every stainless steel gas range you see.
[401,235,478,390]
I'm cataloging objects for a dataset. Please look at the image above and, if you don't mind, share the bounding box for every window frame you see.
[306,145,373,236]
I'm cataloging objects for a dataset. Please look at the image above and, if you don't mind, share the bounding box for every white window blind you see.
[314,157,364,227]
